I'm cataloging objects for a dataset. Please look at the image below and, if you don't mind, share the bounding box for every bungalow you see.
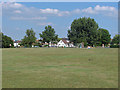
[57,38,74,47]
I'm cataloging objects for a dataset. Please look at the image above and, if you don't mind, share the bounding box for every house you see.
[49,42,57,47]
[13,40,21,47]
[32,40,42,47]
[38,39,58,47]
[57,38,74,47]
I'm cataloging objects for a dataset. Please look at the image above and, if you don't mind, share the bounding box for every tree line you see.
[0,17,119,48]
[68,17,112,47]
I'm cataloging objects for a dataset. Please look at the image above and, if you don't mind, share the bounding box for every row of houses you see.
[13,38,111,48]
[13,38,76,48]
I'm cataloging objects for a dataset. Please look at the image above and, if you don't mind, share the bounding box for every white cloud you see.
[9,0,16,2]
[82,5,117,16]
[13,10,22,14]
[40,8,59,14]
[94,5,116,12]
[2,2,70,17]
[2,2,23,9]
[2,2,118,19]
[37,22,53,26]
[58,11,70,16]
[82,7,97,14]
[11,16,47,20]
[40,8,70,16]
[72,9,81,13]
[13,3,23,8]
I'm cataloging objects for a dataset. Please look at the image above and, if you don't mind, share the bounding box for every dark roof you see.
[62,39,69,44]
[62,38,68,40]
[14,40,21,43]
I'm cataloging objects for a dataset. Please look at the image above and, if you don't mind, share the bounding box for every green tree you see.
[111,34,120,45]
[21,28,36,47]
[39,25,58,47]
[0,32,2,48]
[1,33,13,48]
[57,38,62,41]
[98,28,111,46]
[68,17,98,46]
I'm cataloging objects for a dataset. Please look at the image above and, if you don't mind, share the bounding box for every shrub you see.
[110,44,119,48]
[44,45,48,47]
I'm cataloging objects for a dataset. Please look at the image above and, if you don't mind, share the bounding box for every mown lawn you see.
[2,48,118,88]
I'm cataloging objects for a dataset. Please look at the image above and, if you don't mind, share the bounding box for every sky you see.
[1,2,118,40]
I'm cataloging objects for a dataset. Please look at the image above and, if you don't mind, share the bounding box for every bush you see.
[34,43,42,47]
[110,44,119,48]
[44,45,48,47]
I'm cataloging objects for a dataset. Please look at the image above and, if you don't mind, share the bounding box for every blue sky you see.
[1,2,118,40]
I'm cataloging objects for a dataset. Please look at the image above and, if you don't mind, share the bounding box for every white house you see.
[57,39,74,47]
[49,42,57,47]
[13,40,21,47]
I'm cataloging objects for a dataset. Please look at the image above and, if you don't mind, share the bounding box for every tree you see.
[68,17,99,46]
[57,38,62,41]
[111,34,120,45]
[1,33,13,48]
[98,28,111,46]
[0,32,2,48]
[21,28,36,47]
[39,25,58,47]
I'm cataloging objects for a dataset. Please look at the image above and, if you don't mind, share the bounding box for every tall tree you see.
[98,28,111,46]
[39,25,58,47]
[111,34,120,45]
[1,33,13,48]
[21,28,36,47]
[68,17,98,46]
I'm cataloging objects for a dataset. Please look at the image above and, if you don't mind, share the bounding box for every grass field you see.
[2,48,118,88]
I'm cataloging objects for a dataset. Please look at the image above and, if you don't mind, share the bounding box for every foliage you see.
[68,17,98,46]
[44,45,49,47]
[110,34,120,48]
[110,44,119,48]
[1,33,13,48]
[57,38,62,41]
[21,28,36,47]
[34,42,42,47]
[111,34,120,45]
[97,28,111,46]
[68,17,111,47]
[39,25,58,47]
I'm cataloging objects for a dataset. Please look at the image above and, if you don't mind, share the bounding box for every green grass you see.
[2,48,118,88]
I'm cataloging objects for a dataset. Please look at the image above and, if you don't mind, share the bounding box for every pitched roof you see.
[62,38,68,40]
[14,40,21,43]
[62,39,69,44]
